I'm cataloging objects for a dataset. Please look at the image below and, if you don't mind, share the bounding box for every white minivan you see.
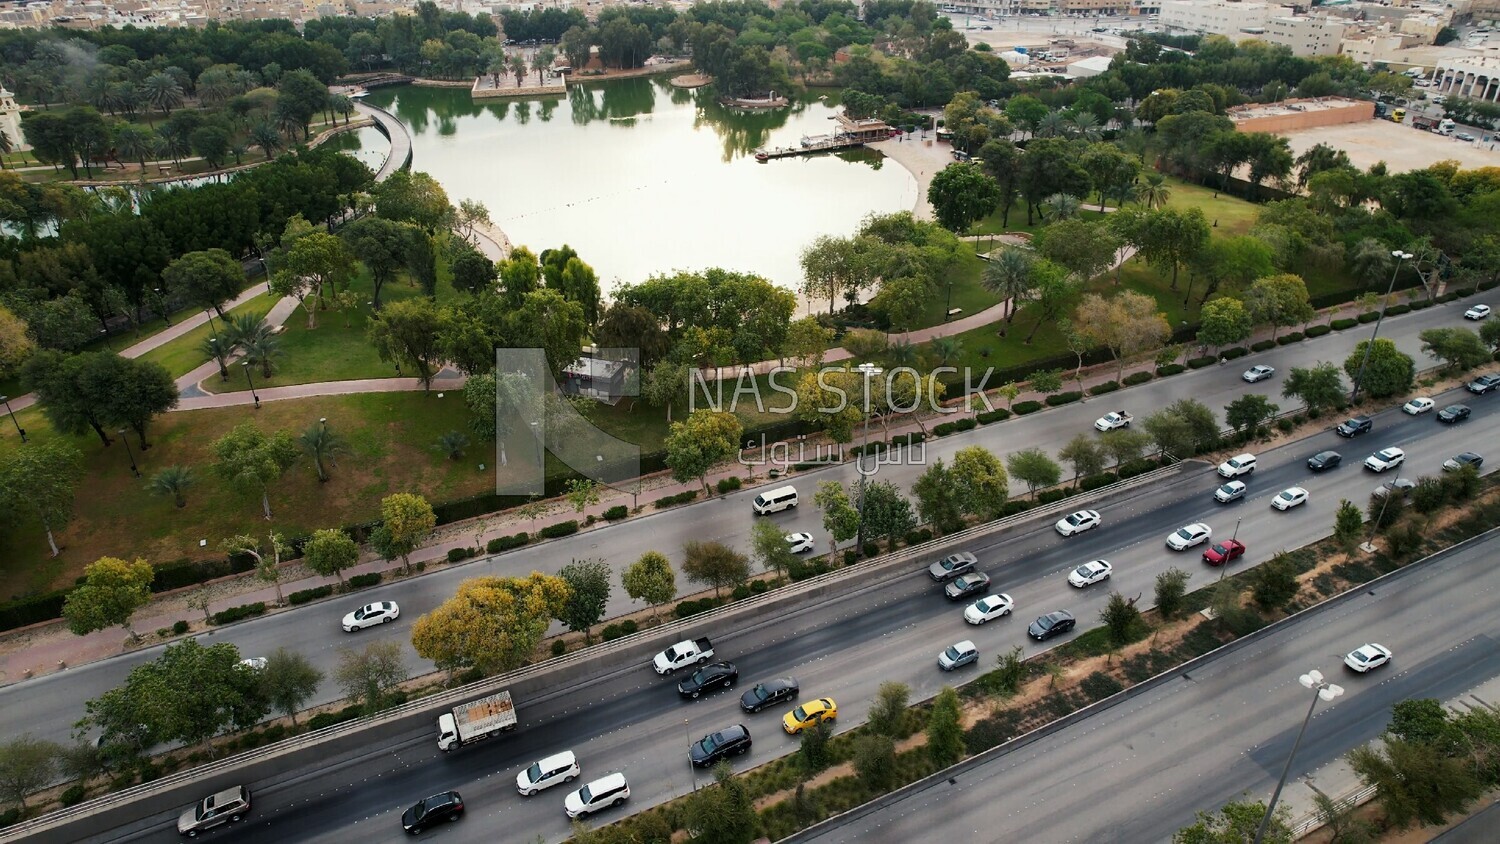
[1217,453,1258,478]
[752,485,798,515]
[517,750,580,796]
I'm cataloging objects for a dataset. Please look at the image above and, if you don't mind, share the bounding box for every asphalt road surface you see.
[0,293,1488,749]
[88,378,1500,843]
[793,532,1500,844]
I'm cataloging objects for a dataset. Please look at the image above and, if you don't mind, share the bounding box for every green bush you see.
[1087,381,1119,396]
[601,623,624,641]
[732,584,753,601]
[61,783,87,806]
[306,705,363,731]
[1358,311,1380,323]
[1251,339,1277,352]
[1122,371,1152,386]
[954,417,978,431]
[0,589,70,632]
[1012,400,1043,415]
[1045,391,1083,406]
[621,619,638,634]
[933,421,958,436]
[151,557,237,593]
[1187,356,1217,369]
[1079,671,1125,701]
[1037,487,1074,504]
[1277,331,1304,345]
[844,549,859,566]
[654,490,699,508]
[1079,472,1118,492]
[1118,457,1158,478]
[1219,347,1248,360]
[288,585,335,605]
[976,408,1011,424]
[1385,303,1411,316]
[446,547,475,563]
[603,505,628,521]
[1277,417,1296,433]
[750,580,770,595]
[905,527,934,546]
[717,476,742,494]
[997,500,1032,518]
[0,806,22,828]
[486,532,530,553]
[347,572,382,589]
[583,515,596,526]
[675,598,721,619]
[172,619,190,635]
[551,639,567,655]
[1409,298,1434,310]
[1331,317,1358,329]
[210,602,267,626]
[1156,363,1186,376]
[1304,324,1332,337]
[891,432,925,448]
[539,520,579,539]
[862,541,880,558]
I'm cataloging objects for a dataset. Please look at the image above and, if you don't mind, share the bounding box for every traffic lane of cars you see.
[792,533,1500,844]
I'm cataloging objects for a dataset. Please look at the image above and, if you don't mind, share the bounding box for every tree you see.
[1173,799,1290,844]
[980,247,1035,330]
[1332,500,1365,553]
[913,459,964,535]
[853,734,897,791]
[683,761,757,844]
[1244,273,1314,340]
[0,304,34,381]
[1137,207,1210,290]
[1224,394,1279,439]
[162,249,242,317]
[622,551,677,620]
[1349,738,1482,830]
[870,275,929,335]
[948,445,1010,518]
[1282,363,1346,415]
[557,558,611,644]
[792,368,864,444]
[63,556,154,640]
[1197,297,1252,353]
[1343,338,1415,399]
[450,245,498,297]
[1058,433,1107,482]
[751,519,797,583]
[1100,428,1151,470]
[926,686,965,766]
[1419,327,1491,372]
[0,736,61,809]
[0,439,80,557]
[663,409,743,494]
[867,681,911,739]
[212,422,299,520]
[1479,318,1500,354]
[799,719,835,772]
[1074,290,1171,381]
[261,648,322,724]
[814,480,861,560]
[304,528,359,585]
[378,492,436,573]
[368,298,448,390]
[411,573,570,675]
[148,465,195,508]
[1155,568,1190,619]
[298,420,349,483]
[342,216,408,308]
[1100,592,1142,646]
[927,163,1000,234]
[1250,552,1300,610]
[681,540,750,599]
[274,232,353,328]
[1007,447,1061,495]
[22,351,118,447]
[333,640,407,714]
[859,479,917,552]
[1023,261,1077,344]
[1036,218,1120,283]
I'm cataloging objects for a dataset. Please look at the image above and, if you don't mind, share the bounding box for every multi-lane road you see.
[88,367,1500,842]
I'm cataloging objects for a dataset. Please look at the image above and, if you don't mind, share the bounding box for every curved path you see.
[353,100,413,180]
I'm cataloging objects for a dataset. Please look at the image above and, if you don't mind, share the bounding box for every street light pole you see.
[0,395,26,442]
[1219,517,1242,581]
[1254,669,1344,844]
[1350,250,1413,403]
[154,288,171,325]
[854,362,882,552]
[209,337,228,380]
[242,361,261,409]
[1362,467,1402,553]
[118,429,141,477]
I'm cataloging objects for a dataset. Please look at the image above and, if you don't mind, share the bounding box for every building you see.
[1226,96,1374,132]
[1263,14,1346,56]
[0,87,27,151]
[1066,54,1115,77]
[561,354,634,405]
[1434,55,1500,102]
[1159,0,1290,37]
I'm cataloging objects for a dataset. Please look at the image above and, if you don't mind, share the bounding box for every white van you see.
[752,485,798,515]
[1217,453,1258,478]
[517,750,580,796]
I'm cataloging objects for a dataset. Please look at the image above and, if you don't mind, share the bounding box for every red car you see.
[1203,540,1246,566]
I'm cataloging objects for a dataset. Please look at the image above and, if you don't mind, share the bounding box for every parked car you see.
[945,572,992,601]
[1214,481,1247,503]
[740,678,799,713]
[677,662,739,699]
[1054,509,1102,536]
[1272,487,1309,510]
[689,725,752,767]
[564,773,630,818]
[1464,304,1491,320]
[938,640,979,671]
[342,601,399,632]
[1438,404,1471,423]
[1217,453,1258,478]
[1242,364,1275,383]
[927,551,978,581]
[1203,539,1247,566]
[1166,523,1212,550]
[1443,452,1484,471]
[1335,416,1373,437]
[402,791,464,834]
[1373,478,1417,498]
[1467,374,1500,394]
[1364,447,1406,472]
[1307,451,1342,472]
[178,785,250,837]
[964,593,1015,625]
[1403,397,1435,415]
[782,698,837,734]
[784,533,815,554]
[517,751,580,796]
[1028,610,1077,641]
[1067,560,1113,588]
[1344,643,1392,673]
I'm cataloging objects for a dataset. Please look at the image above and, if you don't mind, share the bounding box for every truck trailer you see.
[437,690,517,751]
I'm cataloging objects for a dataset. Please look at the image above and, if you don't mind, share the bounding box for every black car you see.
[740,677,799,713]
[1307,450,1342,471]
[1438,404,1471,423]
[944,572,991,601]
[1335,416,1372,437]
[1444,452,1484,471]
[1467,374,1500,394]
[689,725,752,767]
[402,791,464,834]
[1028,610,1076,641]
[678,662,739,699]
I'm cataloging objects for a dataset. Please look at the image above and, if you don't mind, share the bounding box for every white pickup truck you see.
[653,637,714,675]
[1094,411,1133,432]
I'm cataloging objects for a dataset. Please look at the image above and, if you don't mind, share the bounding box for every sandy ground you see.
[1279,120,1500,174]
[866,134,954,222]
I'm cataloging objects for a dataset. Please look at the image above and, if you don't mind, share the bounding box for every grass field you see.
[136,292,279,379]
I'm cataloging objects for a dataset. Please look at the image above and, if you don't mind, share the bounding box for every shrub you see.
[731,584,753,601]
[621,619,638,634]
[1331,317,1358,330]
[1277,417,1296,433]
[1358,311,1380,323]
[1045,391,1083,406]
[348,572,382,590]
[1156,363,1186,376]
[954,417,978,431]
[905,527,934,546]
[61,784,87,806]
[844,549,859,566]
[1304,324,1332,337]
[891,432,925,448]
[1012,400,1043,415]
[1123,371,1152,386]
[1079,472,1118,492]
[675,598,720,619]
[1219,347,1248,360]
[862,541,880,558]
[539,520,579,539]
[210,602,267,625]
[1079,671,1125,701]
[997,500,1031,518]
[172,619,189,635]
[601,623,624,641]
[1118,458,1157,478]
[716,476,742,494]
[1251,339,1277,352]
[933,421,958,436]
[1409,298,1434,310]
[750,580,770,595]
[486,533,530,553]
[446,547,475,563]
[603,505,628,521]
[1037,487,1073,504]
[1276,332,1304,345]
[0,589,70,632]
[654,490,699,508]
[583,515,596,526]
[1088,381,1119,396]
[1187,356,1217,369]
[306,706,363,731]
[288,585,334,605]
[1385,303,1411,316]
[976,408,1011,424]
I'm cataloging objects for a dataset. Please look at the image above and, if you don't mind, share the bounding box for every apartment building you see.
[1263,14,1346,56]
[1158,0,1287,37]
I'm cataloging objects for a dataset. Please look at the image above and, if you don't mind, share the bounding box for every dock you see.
[753,114,898,162]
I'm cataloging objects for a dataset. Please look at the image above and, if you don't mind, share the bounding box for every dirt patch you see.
[1278,120,1500,174]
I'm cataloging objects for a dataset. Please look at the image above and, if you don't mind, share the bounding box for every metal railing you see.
[1289,784,1378,838]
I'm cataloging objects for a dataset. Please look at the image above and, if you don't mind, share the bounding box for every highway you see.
[792,534,1500,844]
[90,374,1500,843]
[0,292,1488,749]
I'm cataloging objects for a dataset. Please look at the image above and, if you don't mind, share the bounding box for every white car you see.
[1402,397,1435,415]
[1217,453,1257,478]
[1364,447,1406,472]
[237,657,268,671]
[1166,523,1212,551]
[1054,509,1102,537]
[1214,480,1247,503]
[1271,487,1308,511]
[342,601,399,632]
[1344,643,1392,673]
[938,640,979,671]
[964,593,1015,625]
[1067,560,1113,588]
[1242,365,1275,383]
[1464,304,1491,320]
[785,533,815,554]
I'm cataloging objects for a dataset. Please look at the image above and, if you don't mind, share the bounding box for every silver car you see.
[927,551,978,581]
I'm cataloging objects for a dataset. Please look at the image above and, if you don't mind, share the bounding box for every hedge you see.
[1187,356,1217,369]
[1087,381,1119,396]
[891,432,925,448]
[1156,364,1186,376]
[1358,311,1380,323]
[954,417,978,432]
[1013,400,1043,415]
[306,705,364,732]
[654,490,699,508]
[1079,471,1119,491]
[1036,487,1075,504]
[1045,391,1082,407]
[348,572,382,589]
[1385,303,1411,316]
[1118,457,1159,478]
[1277,331,1305,345]
[0,589,70,633]
[674,597,723,619]
[172,619,189,635]
[976,408,1011,424]
[933,421,959,437]
[485,532,530,554]
[539,520,579,539]
[288,585,334,605]
[210,602,266,626]
[603,505,628,521]
[1305,324,1332,337]
[1409,298,1434,310]
[1251,339,1276,352]
[905,527,934,546]
[716,476,742,494]
[1220,347,1248,360]
[1331,317,1358,330]
[446,547,476,563]
[602,619,641,641]
[151,553,257,593]
[1122,371,1152,386]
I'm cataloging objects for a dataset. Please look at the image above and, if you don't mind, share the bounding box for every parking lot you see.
[1279,119,1500,173]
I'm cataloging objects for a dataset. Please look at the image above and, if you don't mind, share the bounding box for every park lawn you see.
[136,292,278,379]
[914,246,1002,327]
[1161,176,1260,235]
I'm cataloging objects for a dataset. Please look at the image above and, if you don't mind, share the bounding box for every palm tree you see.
[113,124,156,170]
[111,81,143,119]
[159,131,191,165]
[198,335,230,380]
[240,333,283,378]
[1138,172,1171,209]
[1066,111,1102,141]
[534,48,557,84]
[250,122,282,160]
[142,72,184,117]
[329,94,355,126]
[886,340,919,368]
[508,53,528,88]
[928,336,964,367]
[980,247,1036,330]
[1041,193,1081,222]
[1037,109,1069,138]
[435,430,470,460]
[148,465,195,508]
[299,421,349,482]
[225,312,274,352]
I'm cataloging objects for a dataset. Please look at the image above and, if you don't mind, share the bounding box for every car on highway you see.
[964,593,1015,625]
[1403,397,1435,415]
[1344,643,1393,673]
[1364,447,1406,472]
[1456,131,1477,142]
[938,640,979,671]
[1067,560,1113,588]
[1373,477,1418,498]
[1335,416,1372,437]
[516,751,580,796]
[1307,450,1342,472]
[945,572,992,601]
[1438,404,1471,423]
[1217,453,1258,478]
[689,725,752,767]
[1203,539,1246,566]
[785,533,815,554]
[1444,452,1484,471]
[565,772,630,818]
[1094,410,1133,431]
[1272,487,1309,510]
[1167,523,1212,550]
[928,551,978,581]
[678,662,739,699]
[1242,364,1275,383]
[740,678,799,713]
[1055,509,1102,536]
[782,698,837,734]
[178,785,250,837]
[1214,481,1247,503]
[402,790,464,834]
[1028,610,1077,641]
[1464,304,1491,320]
[342,601,399,632]
[1467,374,1500,394]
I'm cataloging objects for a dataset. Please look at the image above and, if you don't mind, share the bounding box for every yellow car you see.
[782,698,837,735]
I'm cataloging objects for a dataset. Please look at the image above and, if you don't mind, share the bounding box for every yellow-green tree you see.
[663,409,744,495]
[793,368,863,444]
[63,556,155,640]
[411,573,571,676]
[375,492,436,574]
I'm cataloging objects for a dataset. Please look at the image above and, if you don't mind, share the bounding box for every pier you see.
[753,114,897,162]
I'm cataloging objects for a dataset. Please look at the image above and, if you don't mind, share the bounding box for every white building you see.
[0,87,27,151]
[1434,54,1500,102]
[1066,55,1115,77]
[1263,14,1347,56]
[1158,0,1291,37]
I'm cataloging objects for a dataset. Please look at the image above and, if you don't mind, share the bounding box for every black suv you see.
[690,725,752,767]
[678,662,739,699]
[402,791,464,834]
[1335,416,1372,437]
